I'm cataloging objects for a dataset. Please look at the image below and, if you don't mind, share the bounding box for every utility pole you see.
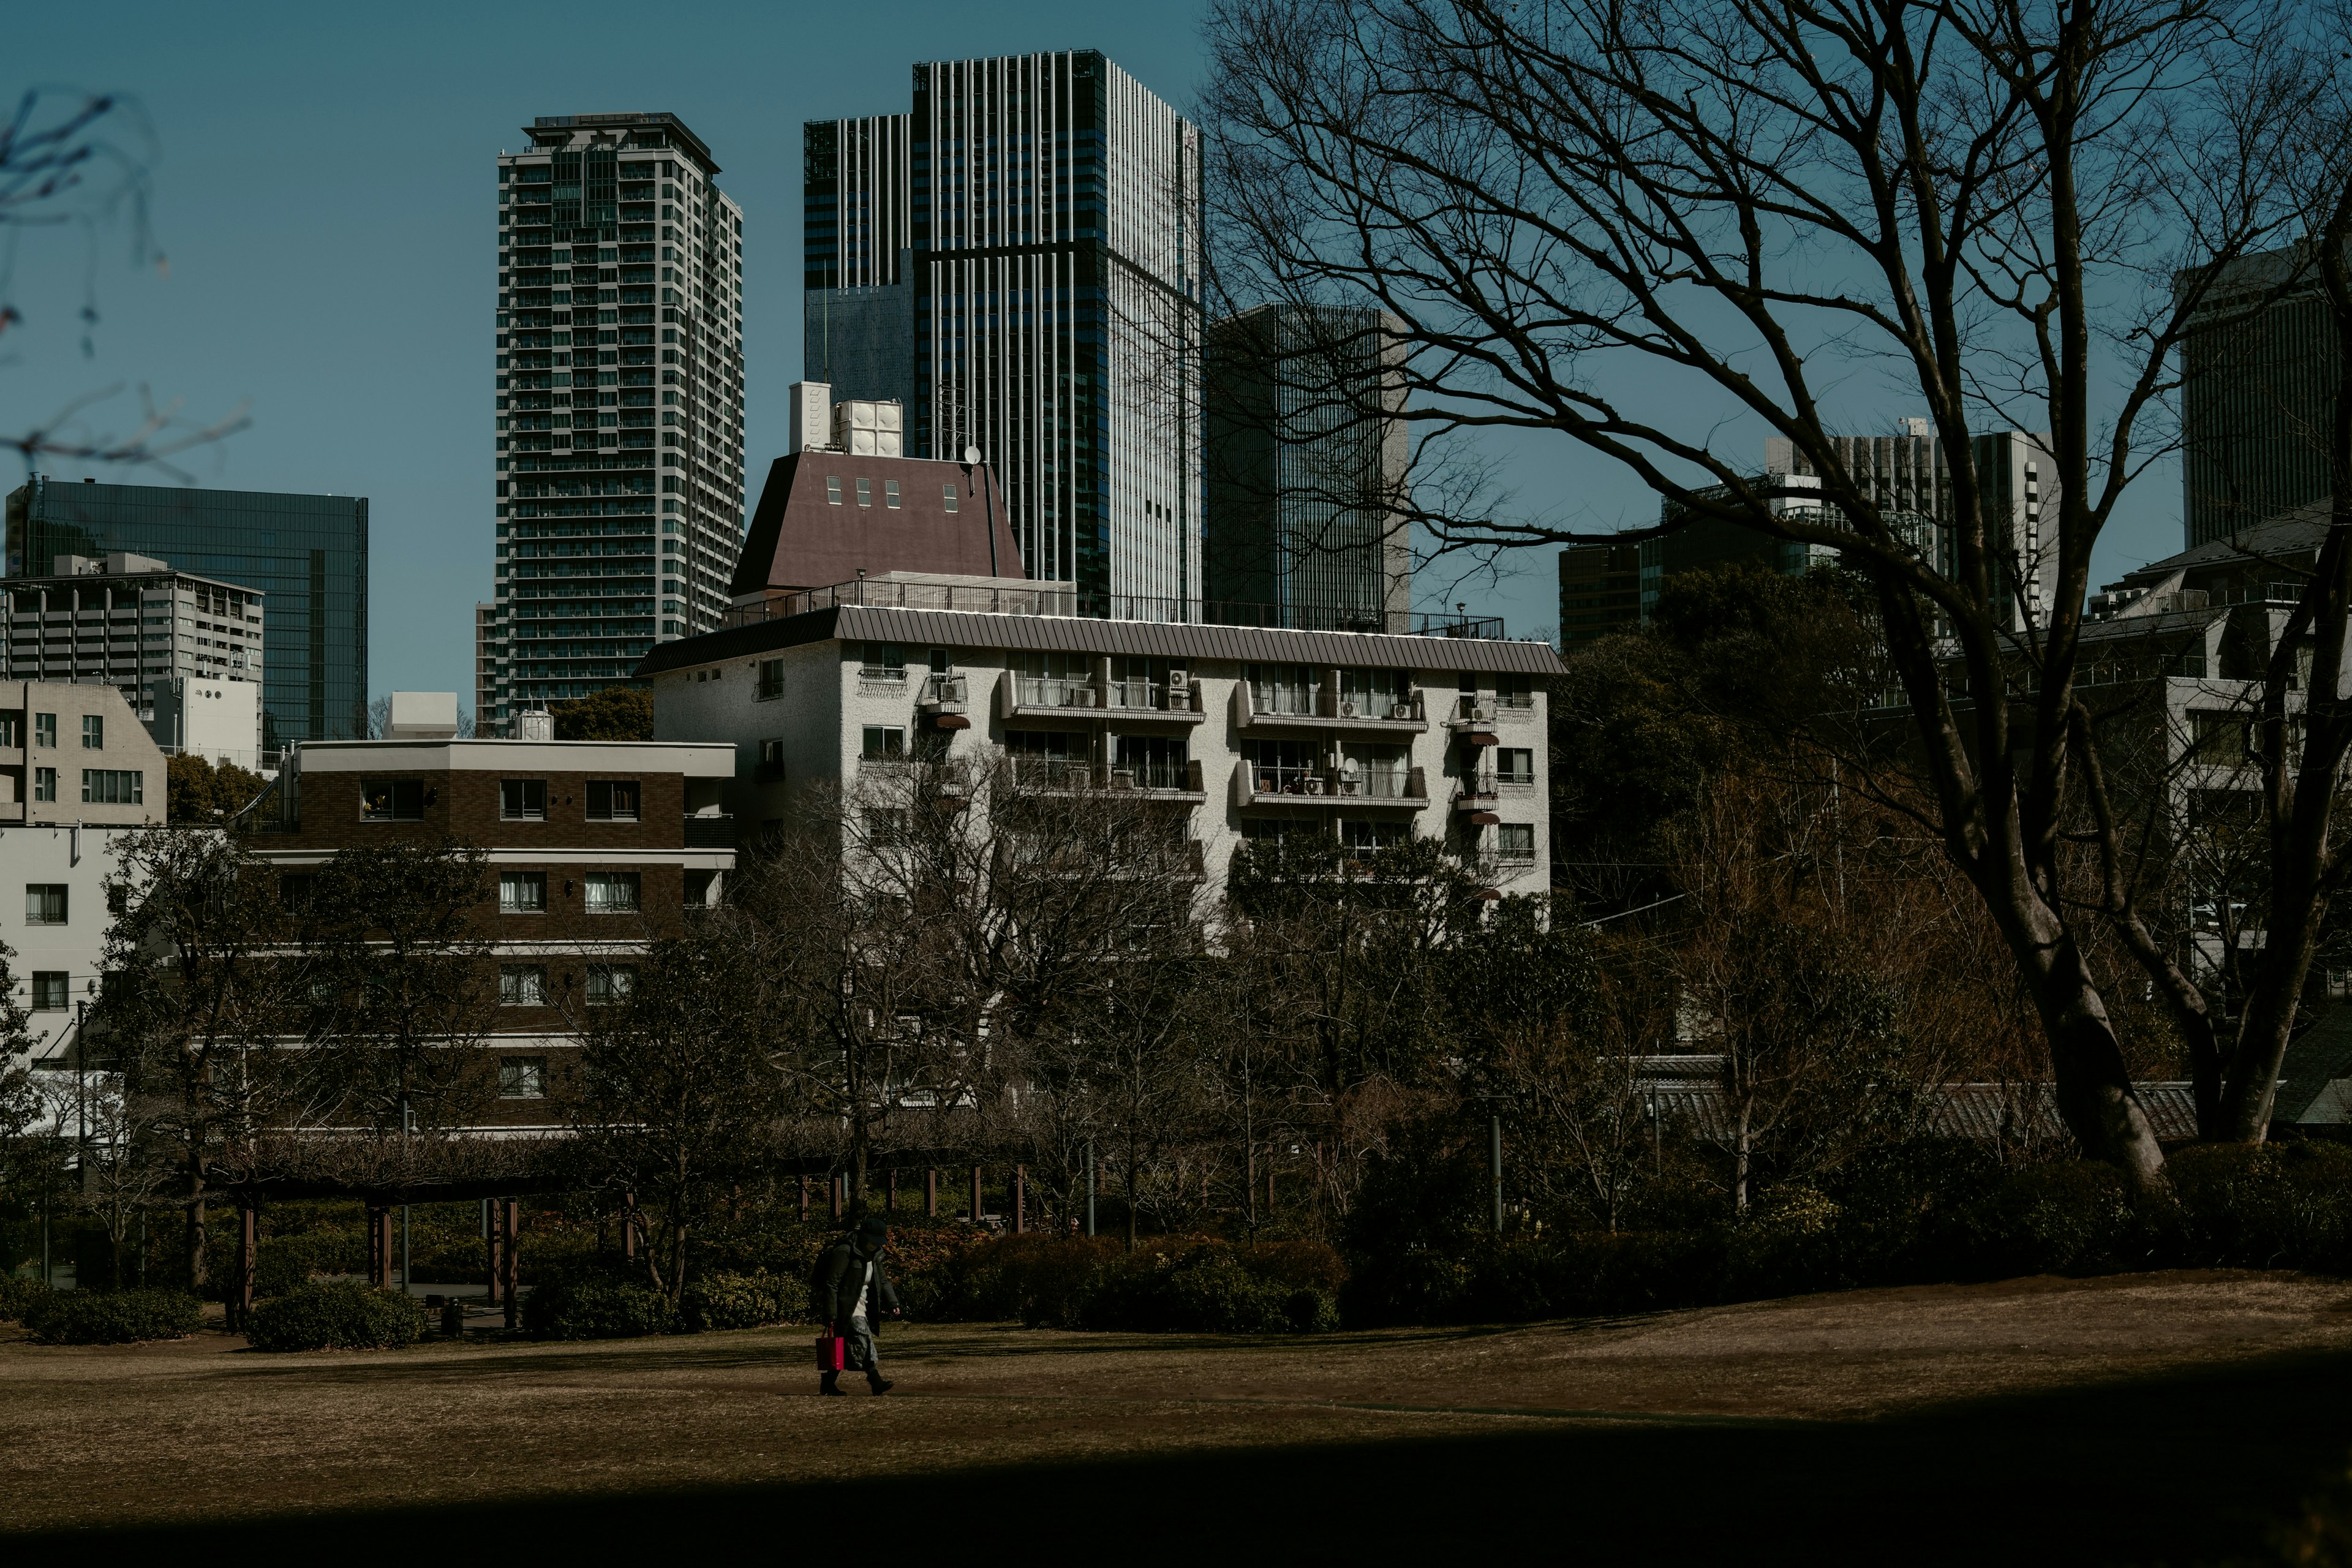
[1490,1114,1504,1234]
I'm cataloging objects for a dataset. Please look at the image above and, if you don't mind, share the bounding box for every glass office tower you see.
[4,475,367,747]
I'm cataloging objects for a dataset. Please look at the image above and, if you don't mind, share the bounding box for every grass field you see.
[7,1269,2352,1562]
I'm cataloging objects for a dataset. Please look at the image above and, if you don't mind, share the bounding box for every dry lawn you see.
[7,1269,2352,1562]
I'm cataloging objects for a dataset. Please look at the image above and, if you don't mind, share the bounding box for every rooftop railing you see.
[723,578,1509,641]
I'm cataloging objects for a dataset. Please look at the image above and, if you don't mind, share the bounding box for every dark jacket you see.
[814,1239,900,1333]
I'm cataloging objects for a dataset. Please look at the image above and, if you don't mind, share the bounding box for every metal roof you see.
[636,605,1566,679]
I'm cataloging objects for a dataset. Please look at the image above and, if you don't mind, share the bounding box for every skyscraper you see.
[490,111,746,728]
[2179,243,2338,550]
[806,51,1203,606]
[1204,303,1409,630]
[4,475,368,745]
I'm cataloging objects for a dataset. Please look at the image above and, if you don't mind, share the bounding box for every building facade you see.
[1204,304,1409,631]
[241,722,737,1128]
[2179,244,2339,550]
[489,111,747,729]
[4,475,366,747]
[1557,543,1642,644]
[809,51,1204,606]
[636,585,1559,907]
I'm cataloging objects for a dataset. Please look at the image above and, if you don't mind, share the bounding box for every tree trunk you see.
[2019,930,2169,1188]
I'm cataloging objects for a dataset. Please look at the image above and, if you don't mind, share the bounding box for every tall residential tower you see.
[805,51,1203,606]
[489,111,746,729]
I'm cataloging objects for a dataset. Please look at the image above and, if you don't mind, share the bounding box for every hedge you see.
[244,1281,426,1352]
[22,1289,204,1345]
[0,1273,51,1322]
[525,1278,675,1340]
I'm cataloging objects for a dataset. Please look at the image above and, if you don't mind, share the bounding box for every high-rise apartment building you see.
[807,51,1203,607]
[4,475,367,745]
[1557,544,1642,644]
[489,111,746,729]
[2179,243,2338,550]
[1204,304,1409,632]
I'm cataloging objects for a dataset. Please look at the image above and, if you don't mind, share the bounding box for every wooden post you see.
[364,1205,385,1287]
[501,1200,521,1330]
[887,1169,897,1213]
[970,1165,982,1223]
[1014,1166,1026,1235]
[924,1168,938,1218]
[235,1203,257,1330]
[800,1174,810,1220]
[1268,1164,1277,1213]
[485,1198,503,1305]
[829,1174,843,1221]
[623,1190,638,1262]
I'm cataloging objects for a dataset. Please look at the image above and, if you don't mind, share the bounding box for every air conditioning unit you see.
[1338,699,1360,718]
[1168,669,1190,690]
[1077,688,1098,709]
[1390,700,1415,720]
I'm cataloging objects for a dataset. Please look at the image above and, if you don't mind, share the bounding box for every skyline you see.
[3,2,2188,704]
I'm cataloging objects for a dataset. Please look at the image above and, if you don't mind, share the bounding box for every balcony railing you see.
[722,577,1513,641]
[684,814,737,849]
[1017,676,1095,709]
[1242,763,1427,804]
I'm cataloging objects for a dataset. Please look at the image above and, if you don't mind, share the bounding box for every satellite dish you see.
[962,445,983,466]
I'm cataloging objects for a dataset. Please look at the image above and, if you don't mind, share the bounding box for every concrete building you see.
[807,50,1203,606]
[1205,304,1409,632]
[2179,243,2339,550]
[4,475,366,747]
[489,111,747,728]
[636,575,1561,905]
[1,552,265,764]
[1557,544,1642,644]
[239,696,736,1128]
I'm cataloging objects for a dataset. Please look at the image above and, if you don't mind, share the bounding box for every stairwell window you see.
[942,484,959,513]
[884,479,901,509]
[826,476,843,505]
[856,477,873,508]
[584,872,641,913]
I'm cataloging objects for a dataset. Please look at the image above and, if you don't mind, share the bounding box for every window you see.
[26,884,66,924]
[499,965,548,1006]
[942,484,960,513]
[501,779,548,820]
[361,779,428,821]
[2192,710,2249,766]
[1497,823,1537,859]
[1341,819,1411,851]
[32,714,55,748]
[499,871,548,913]
[499,1057,548,1099]
[31,768,53,803]
[756,658,785,700]
[884,479,900,509]
[757,737,786,777]
[856,477,873,508]
[859,642,905,679]
[1496,674,1535,710]
[1246,663,1317,717]
[1498,748,1536,785]
[584,872,641,913]
[826,475,842,505]
[279,873,315,913]
[1116,734,1191,791]
[587,964,636,1005]
[587,780,640,821]
[81,714,103,749]
[30,972,67,1011]
[0,715,18,748]
[862,726,905,761]
[80,770,142,805]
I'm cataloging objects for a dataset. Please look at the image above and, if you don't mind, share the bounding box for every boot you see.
[866,1371,894,1396]
[820,1371,846,1396]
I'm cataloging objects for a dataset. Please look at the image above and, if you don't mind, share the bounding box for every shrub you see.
[1082,1243,1333,1334]
[0,1273,52,1322]
[23,1289,204,1345]
[679,1270,807,1333]
[525,1278,674,1340]
[244,1281,425,1352]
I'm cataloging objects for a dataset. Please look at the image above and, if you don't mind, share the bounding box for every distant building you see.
[475,602,497,734]
[1556,544,1641,644]
[1205,304,1409,633]
[802,115,914,410]
[4,475,366,746]
[2179,243,2339,550]
[489,111,747,727]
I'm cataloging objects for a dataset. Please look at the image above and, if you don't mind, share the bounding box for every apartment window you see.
[31,768,53,803]
[500,778,548,820]
[884,479,901,509]
[25,884,66,925]
[1496,674,1535,710]
[32,714,54,748]
[2190,710,2249,766]
[499,965,548,1006]
[856,477,873,508]
[587,780,641,821]
[942,484,959,514]
[758,737,786,777]
[279,873,316,913]
[1497,823,1537,860]
[499,871,548,913]
[756,658,785,700]
[584,872,641,913]
[859,642,905,679]
[0,715,18,747]
[826,475,842,505]
[30,971,68,1011]
[81,714,103,748]
[1498,748,1536,786]
[361,779,428,821]
[499,1057,548,1099]
[862,726,905,760]
[1341,819,1411,851]
[586,963,636,1006]
[80,770,142,805]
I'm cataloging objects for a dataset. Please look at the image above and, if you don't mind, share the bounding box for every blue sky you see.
[5,2,2187,699]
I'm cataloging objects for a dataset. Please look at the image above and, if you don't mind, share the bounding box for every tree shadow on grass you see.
[17,1342,2352,1563]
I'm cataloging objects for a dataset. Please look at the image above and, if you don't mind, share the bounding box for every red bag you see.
[816,1334,846,1372]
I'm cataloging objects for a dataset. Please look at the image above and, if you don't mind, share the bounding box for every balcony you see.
[1446,696,1503,747]
[1105,675,1208,724]
[1011,758,1206,804]
[1455,774,1501,824]
[921,672,971,728]
[1233,681,1428,734]
[684,813,737,850]
[1234,760,1429,810]
[1110,758,1207,802]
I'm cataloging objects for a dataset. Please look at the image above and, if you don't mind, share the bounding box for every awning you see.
[930,714,972,730]
[1468,810,1501,826]
[1474,886,1503,902]
[1464,731,1499,747]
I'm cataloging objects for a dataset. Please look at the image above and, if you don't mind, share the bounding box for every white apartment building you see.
[638,576,1560,904]
[491,111,747,728]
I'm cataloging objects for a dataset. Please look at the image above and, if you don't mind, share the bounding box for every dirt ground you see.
[8,1270,2352,1562]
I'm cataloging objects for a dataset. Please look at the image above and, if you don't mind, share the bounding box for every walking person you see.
[814,1215,900,1396]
